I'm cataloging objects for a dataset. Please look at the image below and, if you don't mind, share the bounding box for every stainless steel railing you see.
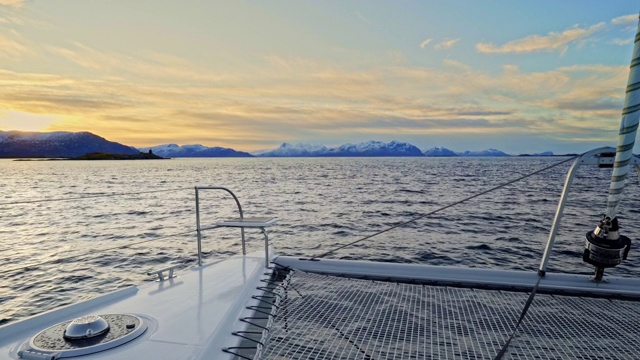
[538,147,640,275]
[195,186,245,266]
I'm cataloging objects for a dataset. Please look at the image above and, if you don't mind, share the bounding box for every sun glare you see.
[0,111,60,132]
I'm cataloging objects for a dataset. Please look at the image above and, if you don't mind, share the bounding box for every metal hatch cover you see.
[18,314,147,359]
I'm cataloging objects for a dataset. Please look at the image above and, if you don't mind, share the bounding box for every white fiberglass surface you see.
[0,253,268,360]
[275,256,640,298]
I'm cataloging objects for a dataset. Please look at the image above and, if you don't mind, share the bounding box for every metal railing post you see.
[195,187,203,266]
[538,157,581,275]
[193,186,247,264]
[538,147,625,275]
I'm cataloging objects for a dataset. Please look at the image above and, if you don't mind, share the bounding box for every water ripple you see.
[1,157,639,325]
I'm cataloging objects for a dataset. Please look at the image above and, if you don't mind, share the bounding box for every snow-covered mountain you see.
[0,131,139,158]
[257,141,423,157]
[328,140,423,156]
[423,147,458,157]
[254,143,329,157]
[456,148,510,157]
[256,141,514,157]
[137,144,181,157]
[138,144,253,157]
[0,131,517,159]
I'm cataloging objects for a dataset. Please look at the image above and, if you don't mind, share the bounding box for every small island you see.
[71,151,168,160]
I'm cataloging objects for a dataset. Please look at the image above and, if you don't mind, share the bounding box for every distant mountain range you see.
[423,146,459,157]
[255,142,515,157]
[255,141,424,157]
[0,130,557,158]
[0,131,138,158]
[138,143,252,157]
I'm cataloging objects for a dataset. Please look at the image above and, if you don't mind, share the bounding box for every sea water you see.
[1,157,640,325]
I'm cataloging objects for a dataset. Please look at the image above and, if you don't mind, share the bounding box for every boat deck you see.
[0,252,273,360]
[3,252,640,359]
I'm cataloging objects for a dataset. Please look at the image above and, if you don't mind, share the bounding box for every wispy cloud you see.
[355,11,371,24]
[557,64,623,73]
[612,38,634,46]
[47,42,224,81]
[434,38,460,50]
[0,14,22,24]
[476,23,606,54]
[611,14,638,25]
[419,38,433,49]
[0,0,24,7]
[0,2,634,153]
[0,30,29,58]
[0,42,630,150]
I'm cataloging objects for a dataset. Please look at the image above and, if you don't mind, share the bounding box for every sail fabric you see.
[606,16,640,220]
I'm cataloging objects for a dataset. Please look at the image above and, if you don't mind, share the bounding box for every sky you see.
[0,1,639,154]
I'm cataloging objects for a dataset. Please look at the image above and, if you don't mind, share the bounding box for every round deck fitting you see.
[63,315,110,340]
[19,314,147,359]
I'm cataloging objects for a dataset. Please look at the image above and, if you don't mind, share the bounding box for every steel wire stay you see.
[311,155,579,259]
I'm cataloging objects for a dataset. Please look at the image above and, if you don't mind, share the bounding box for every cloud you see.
[355,12,371,24]
[476,23,605,54]
[0,0,24,7]
[5,92,128,112]
[0,45,630,151]
[557,64,623,73]
[612,14,638,25]
[457,111,512,116]
[0,16,18,24]
[547,98,621,112]
[0,31,28,58]
[434,38,460,50]
[612,38,634,46]
[47,42,225,82]
[419,38,433,49]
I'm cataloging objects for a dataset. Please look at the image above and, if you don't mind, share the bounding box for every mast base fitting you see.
[583,231,631,269]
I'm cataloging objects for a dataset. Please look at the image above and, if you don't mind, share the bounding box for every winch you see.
[582,15,640,281]
[584,216,631,281]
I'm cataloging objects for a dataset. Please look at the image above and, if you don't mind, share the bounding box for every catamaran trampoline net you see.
[257,270,640,360]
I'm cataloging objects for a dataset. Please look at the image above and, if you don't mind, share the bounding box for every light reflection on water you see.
[1,157,640,325]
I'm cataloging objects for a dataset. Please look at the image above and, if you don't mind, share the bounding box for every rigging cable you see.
[0,187,187,206]
[311,155,579,259]
[493,276,542,360]
[4,229,197,276]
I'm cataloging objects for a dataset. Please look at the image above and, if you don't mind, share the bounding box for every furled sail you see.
[606,15,640,221]
[583,15,639,280]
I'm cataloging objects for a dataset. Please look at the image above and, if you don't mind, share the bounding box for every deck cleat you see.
[584,216,631,281]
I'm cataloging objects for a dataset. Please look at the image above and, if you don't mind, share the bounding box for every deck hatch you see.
[258,271,640,359]
[19,314,147,359]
